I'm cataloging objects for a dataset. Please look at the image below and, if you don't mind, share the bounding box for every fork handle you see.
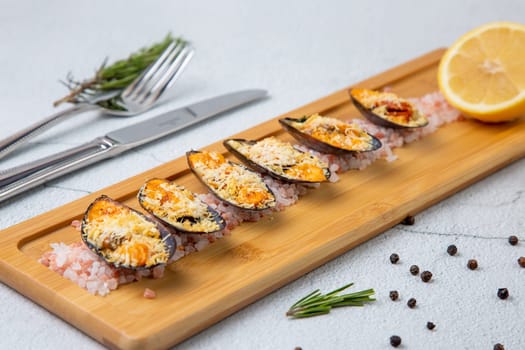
[0,103,97,160]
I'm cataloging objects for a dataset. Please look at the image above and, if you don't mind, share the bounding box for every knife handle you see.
[0,137,121,203]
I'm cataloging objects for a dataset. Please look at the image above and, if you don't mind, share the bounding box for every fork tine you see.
[123,41,181,99]
[131,43,186,102]
[153,46,194,92]
[140,46,194,105]
[122,40,182,99]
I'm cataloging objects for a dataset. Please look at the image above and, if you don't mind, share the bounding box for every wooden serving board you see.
[1,48,525,350]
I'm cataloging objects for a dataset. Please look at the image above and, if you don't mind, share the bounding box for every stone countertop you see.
[0,1,524,349]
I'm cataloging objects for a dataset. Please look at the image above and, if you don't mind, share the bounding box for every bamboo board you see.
[1,49,525,350]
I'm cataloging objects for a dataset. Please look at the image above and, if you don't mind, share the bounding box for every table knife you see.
[0,89,267,203]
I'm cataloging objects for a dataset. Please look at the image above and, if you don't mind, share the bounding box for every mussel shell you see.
[279,115,382,155]
[81,195,175,270]
[223,138,330,183]
[137,178,225,234]
[349,88,429,129]
[186,150,276,211]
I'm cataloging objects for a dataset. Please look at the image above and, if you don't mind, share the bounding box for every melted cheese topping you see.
[351,88,427,127]
[227,137,328,182]
[84,198,170,268]
[188,151,276,210]
[139,179,222,233]
[291,114,374,151]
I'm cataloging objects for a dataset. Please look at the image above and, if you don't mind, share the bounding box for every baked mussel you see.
[138,178,225,234]
[186,150,276,211]
[81,195,175,270]
[223,137,330,183]
[279,113,382,155]
[349,88,428,129]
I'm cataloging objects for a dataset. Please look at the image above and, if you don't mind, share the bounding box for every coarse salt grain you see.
[144,288,157,299]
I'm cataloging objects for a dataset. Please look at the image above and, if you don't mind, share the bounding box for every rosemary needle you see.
[286,282,375,319]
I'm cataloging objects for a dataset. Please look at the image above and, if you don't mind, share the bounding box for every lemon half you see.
[438,21,525,123]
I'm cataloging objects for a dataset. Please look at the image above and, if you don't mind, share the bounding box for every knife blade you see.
[0,89,267,203]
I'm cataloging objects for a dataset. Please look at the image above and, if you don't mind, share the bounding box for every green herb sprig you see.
[53,33,187,109]
[286,282,375,319]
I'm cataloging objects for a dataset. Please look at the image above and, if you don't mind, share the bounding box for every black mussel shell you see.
[350,88,429,129]
[138,178,225,234]
[279,114,382,155]
[223,137,330,183]
[186,150,276,211]
[81,195,175,270]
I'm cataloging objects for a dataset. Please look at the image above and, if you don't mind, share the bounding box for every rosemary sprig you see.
[286,282,375,319]
[53,33,187,109]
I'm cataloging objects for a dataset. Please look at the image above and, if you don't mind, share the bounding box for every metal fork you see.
[0,40,194,160]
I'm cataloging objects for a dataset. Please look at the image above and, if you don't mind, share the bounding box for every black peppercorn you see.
[389,290,399,301]
[426,321,436,330]
[390,335,402,347]
[508,235,518,246]
[390,253,400,264]
[467,259,478,270]
[401,215,415,225]
[497,288,509,300]
[518,256,525,268]
[493,343,505,350]
[407,298,417,308]
[447,244,458,256]
[421,270,433,282]
[410,264,420,275]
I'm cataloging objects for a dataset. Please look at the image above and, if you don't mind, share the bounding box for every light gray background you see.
[1,1,524,349]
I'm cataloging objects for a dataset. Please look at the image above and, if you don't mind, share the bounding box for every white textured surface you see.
[1,1,524,349]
